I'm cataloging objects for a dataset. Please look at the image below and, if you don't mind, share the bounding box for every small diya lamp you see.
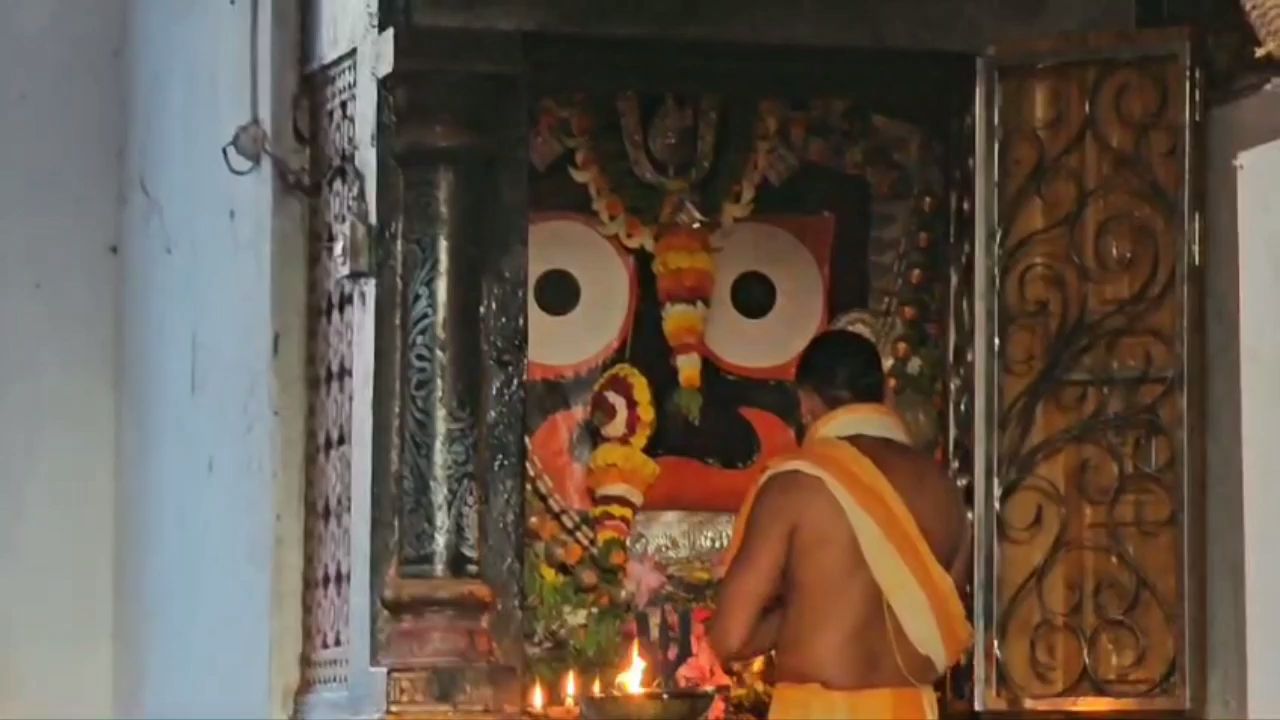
[528,679,546,718]
[546,671,580,720]
[579,640,715,720]
[527,673,584,720]
[565,669,578,707]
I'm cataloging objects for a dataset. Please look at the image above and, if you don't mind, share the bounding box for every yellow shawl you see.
[725,403,972,675]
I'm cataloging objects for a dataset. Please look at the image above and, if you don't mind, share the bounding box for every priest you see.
[709,330,971,720]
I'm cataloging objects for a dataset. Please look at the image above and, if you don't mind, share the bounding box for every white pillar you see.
[1238,130,1280,720]
[114,0,306,716]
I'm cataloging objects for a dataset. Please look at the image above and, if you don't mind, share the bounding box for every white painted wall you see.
[1238,121,1280,720]
[114,0,306,717]
[0,1,124,717]
[1202,84,1280,719]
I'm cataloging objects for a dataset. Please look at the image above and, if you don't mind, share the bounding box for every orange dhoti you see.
[726,405,973,720]
[770,684,939,720]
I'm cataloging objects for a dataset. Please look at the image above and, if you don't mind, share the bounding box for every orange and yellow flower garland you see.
[586,365,658,550]
[547,99,656,252]
[548,97,782,245]
[652,227,715,422]
[720,99,783,225]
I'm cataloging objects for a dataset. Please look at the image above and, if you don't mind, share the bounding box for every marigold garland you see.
[590,364,656,449]
[720,99,783,225]
[585,364,660,544]
[587,445,659,491]
[653,227,715,422]
[547,96,780,246]
[552,98,656,251]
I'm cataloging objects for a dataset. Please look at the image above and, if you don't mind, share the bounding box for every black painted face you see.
[623,244,797,470]
[526,149,871,511]
[525,215,800,474]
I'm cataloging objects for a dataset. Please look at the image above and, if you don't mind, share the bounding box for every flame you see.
[591,676,602,697]
[564,670,577,708]
[616,639,647,695]
[530,679,545,712]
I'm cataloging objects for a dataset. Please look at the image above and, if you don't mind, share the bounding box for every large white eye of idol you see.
[705,221,826,376]
[528,218,634,376]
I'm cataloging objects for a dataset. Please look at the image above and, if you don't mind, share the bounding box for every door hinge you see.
[1193,66,1204,123]
[1191,211,1203,268]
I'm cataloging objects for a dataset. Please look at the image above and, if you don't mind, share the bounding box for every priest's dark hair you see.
[795,330,886,407]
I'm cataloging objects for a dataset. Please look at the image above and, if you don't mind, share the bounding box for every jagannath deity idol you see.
[521,90,949,710]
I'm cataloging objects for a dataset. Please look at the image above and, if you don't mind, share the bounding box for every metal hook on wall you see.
[219,0,379,279]
[218,0,312,197]
[222,0,267,177]
[222,120,269,176]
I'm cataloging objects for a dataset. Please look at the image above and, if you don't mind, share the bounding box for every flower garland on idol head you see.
[649,103,781,422]
[649,100,780,423]
[652,225,715,423]
[556,99,655,254]
[549,96,783,424]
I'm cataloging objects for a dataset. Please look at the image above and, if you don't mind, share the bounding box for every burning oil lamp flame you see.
[591,676,602,697]
[616,639,647,695]
[530,679,545,712]
[564,670,577,707]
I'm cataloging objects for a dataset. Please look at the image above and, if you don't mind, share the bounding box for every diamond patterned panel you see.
[301,52,357,691]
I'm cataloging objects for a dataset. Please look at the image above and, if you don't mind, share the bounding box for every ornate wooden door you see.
[968,29,1203,714]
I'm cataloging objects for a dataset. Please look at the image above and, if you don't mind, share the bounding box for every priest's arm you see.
[708,475,797,663]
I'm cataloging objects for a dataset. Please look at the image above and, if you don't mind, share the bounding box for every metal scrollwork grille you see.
[978,35,1195,711]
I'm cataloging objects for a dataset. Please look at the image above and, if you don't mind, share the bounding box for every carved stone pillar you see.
[374,30,526,719]
[397,155,484,580]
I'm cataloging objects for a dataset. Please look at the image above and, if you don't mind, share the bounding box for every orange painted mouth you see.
[529,406,798,513]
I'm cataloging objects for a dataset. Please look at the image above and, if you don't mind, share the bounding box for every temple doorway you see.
[310,8,1211,717]
[512,30,1195,719]
[520,39,972,718]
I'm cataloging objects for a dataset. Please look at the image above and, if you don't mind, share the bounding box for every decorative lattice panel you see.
[301,52,357,691]
[974,31,1197,712]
